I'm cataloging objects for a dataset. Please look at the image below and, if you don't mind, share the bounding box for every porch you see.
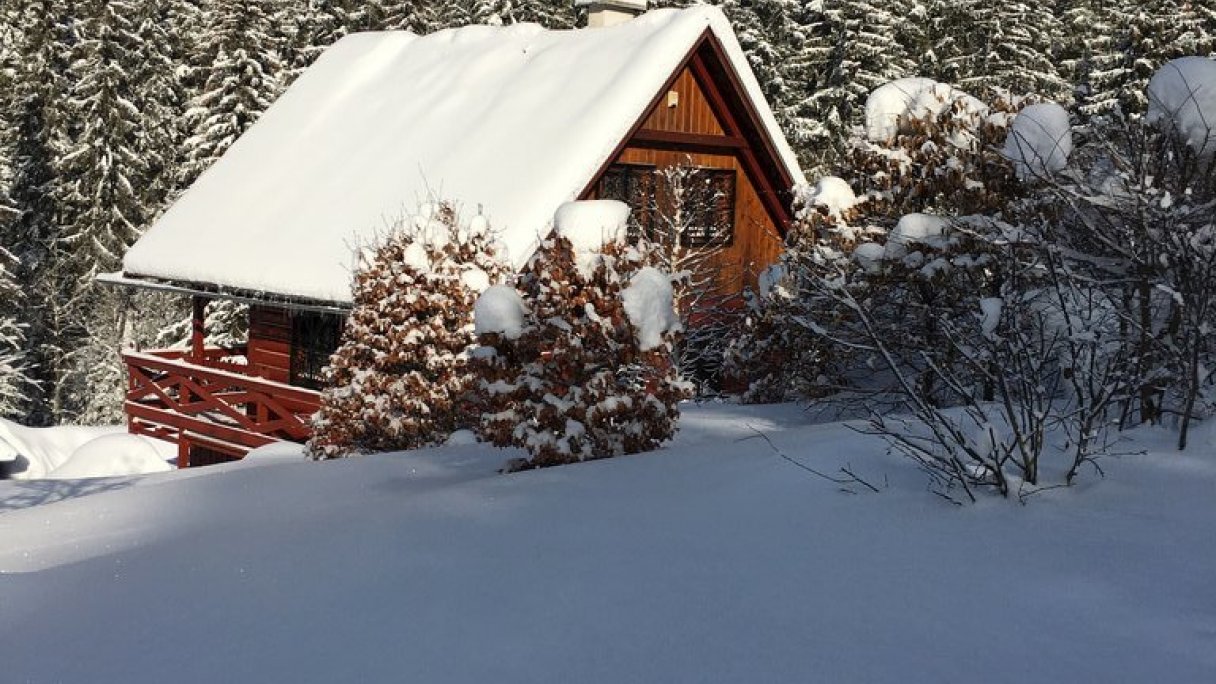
[122,298,322,467]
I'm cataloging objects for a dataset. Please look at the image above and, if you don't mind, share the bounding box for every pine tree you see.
[0,245,30,419]
[928,1,1068,101]
[310,204,507,457]
[3,0,82,424]
[282,0,358,79]
[1059,0,1130,117]
[357,0,435,32]
[501,0,574,28]
[433,0,507,28]
[804,0,917,163]
[180,0,287,187]
[58,0,158,279]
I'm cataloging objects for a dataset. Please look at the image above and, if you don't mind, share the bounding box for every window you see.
[596,163,736,248]
[290,312,344,390]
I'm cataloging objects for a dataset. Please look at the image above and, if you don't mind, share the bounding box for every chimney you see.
[576,1,648,28]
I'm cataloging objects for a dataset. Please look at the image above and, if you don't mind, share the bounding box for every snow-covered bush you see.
[471,201,689,468]
[1028,66,1216,450]
[727,79,1137,499]
[309,203,506,458]
[731,80,1027,405]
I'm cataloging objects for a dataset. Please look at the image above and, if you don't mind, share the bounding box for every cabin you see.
[101,1,805,467]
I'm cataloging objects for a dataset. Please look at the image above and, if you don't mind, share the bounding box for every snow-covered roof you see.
[122,6,804,305]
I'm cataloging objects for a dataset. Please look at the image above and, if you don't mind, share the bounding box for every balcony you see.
[123,347,321,467]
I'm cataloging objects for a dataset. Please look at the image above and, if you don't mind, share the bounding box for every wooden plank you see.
[248,347,291,372]
[125,351,322,405]
[630,129,745,151]
[125,402,278,450]
[248,338,291,356]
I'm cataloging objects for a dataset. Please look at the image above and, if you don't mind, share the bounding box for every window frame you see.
[596,162,737,249]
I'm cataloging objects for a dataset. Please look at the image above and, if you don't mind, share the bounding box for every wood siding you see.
[607,146,782,295]
[639,67,726,136]
[248,305,292,384]
[586,59,786,296]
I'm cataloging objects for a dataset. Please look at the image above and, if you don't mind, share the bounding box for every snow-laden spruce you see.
[1147,57,1216,157]
[0,248,30,419]
[1003,102,1073,180]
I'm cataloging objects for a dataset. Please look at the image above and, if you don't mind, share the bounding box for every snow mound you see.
[0,419,123,479]
[1147,57,1216,157]
[979,297,1003,337]
[866,77,987,144]
[1003,103,1073,179]
[801,177,859,219]
[401,241,430,273]
[445,429,479,446]
[884,214,951,259]
[622,267,680,351]
[45,434,173,480]
[475,285,527,339]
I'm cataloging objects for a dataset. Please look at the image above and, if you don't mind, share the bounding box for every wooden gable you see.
[580,30,795,297]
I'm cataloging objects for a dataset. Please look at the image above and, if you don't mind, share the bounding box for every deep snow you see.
[1,403,1213,683]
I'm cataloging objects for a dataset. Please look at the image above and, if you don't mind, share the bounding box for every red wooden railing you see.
[123,348,321,467]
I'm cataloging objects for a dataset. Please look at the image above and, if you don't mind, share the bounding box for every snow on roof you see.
[122,6,804,304]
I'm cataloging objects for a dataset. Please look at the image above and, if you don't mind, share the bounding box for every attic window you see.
[596,163,736,248]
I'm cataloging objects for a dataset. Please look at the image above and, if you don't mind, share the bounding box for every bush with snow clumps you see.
[472,201,689,468]
[310,203,508,458]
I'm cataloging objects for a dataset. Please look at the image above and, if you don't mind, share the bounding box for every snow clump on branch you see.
[622,267,681,351]
[1003,102,1073,180]
[554,199,631,277]
[474,285,527,340]
[1146,57,1216,158]
[797,176,860,220]
[865,77,988,145]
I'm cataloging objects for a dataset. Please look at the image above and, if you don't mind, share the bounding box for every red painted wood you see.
[123,348,321,465]
[191,296,206,362]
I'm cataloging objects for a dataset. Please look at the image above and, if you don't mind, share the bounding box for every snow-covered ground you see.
[1,403,1213,683]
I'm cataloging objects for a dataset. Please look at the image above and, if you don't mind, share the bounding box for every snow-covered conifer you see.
[309,204,506,458]
[180,0,287,187]
[282,1,358,79]
[0,246,31,419]
[502,0,574,28]
[357,0,435,32]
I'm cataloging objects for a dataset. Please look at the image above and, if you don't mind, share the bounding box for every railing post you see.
[191,296,206,363]
[177,434,190,469]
